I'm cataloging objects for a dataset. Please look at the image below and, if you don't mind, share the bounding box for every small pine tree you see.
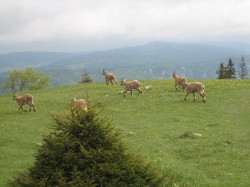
[79,69,93,84]
[216,62,226,79]
[12,105,166,186]
[226,58,236,79]
[238,56,248,79]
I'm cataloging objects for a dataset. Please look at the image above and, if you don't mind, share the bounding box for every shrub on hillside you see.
[79,69,93,84]
[11,105,165,186]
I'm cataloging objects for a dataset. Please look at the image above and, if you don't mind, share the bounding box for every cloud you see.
[0,0,249,52]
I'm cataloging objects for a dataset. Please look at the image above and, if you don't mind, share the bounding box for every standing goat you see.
[71,97,88,112]
[102,69,118,85]
[181,82,206,103]
[13,94,36,112]
[120,78,142,98]
[173,71,187,91]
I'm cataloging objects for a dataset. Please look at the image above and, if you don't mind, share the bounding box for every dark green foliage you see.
[226,58,236,79]
[11,106,164,186]
[216,62,226,79]
[216,58,236,79]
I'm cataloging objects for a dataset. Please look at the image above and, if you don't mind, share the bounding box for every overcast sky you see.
[0,0,249,53]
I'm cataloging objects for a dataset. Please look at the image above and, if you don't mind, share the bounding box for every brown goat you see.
[13,94,36,112]
[181,82,206,103]
[173,71,187,91]
[120,78,142,98]
[71,97,88,112]
[102,69,118,85]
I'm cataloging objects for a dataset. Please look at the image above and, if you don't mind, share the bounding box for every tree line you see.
[216,56,248,79]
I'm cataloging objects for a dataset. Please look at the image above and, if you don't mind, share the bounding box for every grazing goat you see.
[173,71,187,91]
[120,78,142,98]
[71,97,88,112]
[181,82,206,102]
[13,94,36,112]
[102,69,118,85]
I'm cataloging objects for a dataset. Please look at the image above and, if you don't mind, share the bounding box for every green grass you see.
[0,79,250,186]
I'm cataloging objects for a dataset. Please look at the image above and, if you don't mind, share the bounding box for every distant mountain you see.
[40,41,249,85]
[203,41,250,53]
[0,41,249,93]
[0,51,76,72]
[44,42,243,69]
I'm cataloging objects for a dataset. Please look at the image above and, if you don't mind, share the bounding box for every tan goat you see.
[181,82,206,102]
[120,78,142,98]
[71,97,88,112]
[13,94,36,112]
[173,71,187,91]
[102,69,118,85]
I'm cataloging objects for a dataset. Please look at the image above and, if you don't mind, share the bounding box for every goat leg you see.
[184,93,189,101]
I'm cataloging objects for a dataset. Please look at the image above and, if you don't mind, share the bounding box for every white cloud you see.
[0,0,249,52]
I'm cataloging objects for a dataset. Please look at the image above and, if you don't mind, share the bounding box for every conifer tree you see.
[216,62,226,79]
[238,56,248,79]
[12,105,165,186]
[79,69,93,84]
[226,58,236,79]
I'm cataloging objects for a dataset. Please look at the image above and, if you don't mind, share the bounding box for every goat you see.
[173,71,187,91]
[71,97,88,112]
[102,69,118,85]
[120,78,142,98]
[13,94,36,112]
[181,82,206,102]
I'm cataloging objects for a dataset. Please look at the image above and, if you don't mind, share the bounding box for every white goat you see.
[120,78,142,98]
[173,71,187,91]
[71,97,88,112]
[102,69,118,85]
[181,82,206,102]
[13,94,36,112]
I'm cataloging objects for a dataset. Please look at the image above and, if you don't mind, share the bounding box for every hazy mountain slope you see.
[0,51,76,72]
[45,42,244,70]
[40,41,247,83]
[0,41,249,92]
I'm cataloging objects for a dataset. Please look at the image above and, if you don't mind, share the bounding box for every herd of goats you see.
[12,69,206,112]
[101,69,206,102]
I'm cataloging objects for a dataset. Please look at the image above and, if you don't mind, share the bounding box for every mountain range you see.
[0,41,249,92]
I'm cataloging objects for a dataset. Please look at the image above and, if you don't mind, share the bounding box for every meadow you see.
[0,79,249,186]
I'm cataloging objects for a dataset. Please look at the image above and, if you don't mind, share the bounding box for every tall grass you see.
[0,79,249,186]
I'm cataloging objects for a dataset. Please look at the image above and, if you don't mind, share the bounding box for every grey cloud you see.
[0,0,249,52]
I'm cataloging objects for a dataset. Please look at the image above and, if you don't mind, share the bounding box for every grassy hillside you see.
[0,79,250,186]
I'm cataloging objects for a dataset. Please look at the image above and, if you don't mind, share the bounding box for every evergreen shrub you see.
[12,105,165,186]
